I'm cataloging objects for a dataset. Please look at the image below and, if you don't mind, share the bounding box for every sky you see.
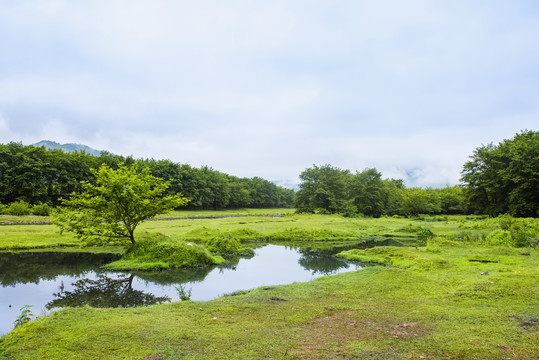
[1,1,538,189]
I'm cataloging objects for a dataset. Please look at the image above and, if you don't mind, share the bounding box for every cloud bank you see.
[1,1,538,187]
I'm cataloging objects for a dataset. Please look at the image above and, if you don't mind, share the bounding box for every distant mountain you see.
[32,140,105,156]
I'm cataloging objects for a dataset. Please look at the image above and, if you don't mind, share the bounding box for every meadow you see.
[0,210,538,359]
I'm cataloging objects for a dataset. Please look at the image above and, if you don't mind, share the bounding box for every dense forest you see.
[0,130,537,217]
[0,142,294,211]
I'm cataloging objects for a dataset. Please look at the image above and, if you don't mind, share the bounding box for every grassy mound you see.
[337,245,451,271]
[103,233,223,271]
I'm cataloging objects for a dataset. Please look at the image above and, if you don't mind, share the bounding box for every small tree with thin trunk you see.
[54,163,188,246]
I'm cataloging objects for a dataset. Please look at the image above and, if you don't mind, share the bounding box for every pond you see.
[0,244,364,336]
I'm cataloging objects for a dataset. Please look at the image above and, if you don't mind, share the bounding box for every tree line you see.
[0,142,294,210]
[295,165,464,217]
[1,130,537,217]
[296,130,538,218]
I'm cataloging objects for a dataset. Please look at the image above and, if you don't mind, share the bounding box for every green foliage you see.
[104,232,223,270]
[32,203,51,216]
[461,130,539,217]
[295,164,351,214]
[13,305,34,328]
[175,284,192,301]
[204,234,242,254]
[485,230,513,246]
[400,188,441,216]
[349,168,385,217]
[0,142,294,210]
[54,163,189,245]
[6,201,32,216]
[295,164,465,217]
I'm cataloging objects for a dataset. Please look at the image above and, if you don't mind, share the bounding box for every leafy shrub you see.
[32,203,51,216]
[7,201,32,216]
[485,230,513,246]
[417,227,434,238]
[0,203,7,215]
[205,234,242,254]
[339,203,358,218]
[497,214,515,230]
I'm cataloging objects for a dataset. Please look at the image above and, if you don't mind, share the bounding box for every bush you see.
[104,232,223,270]
[0,203,7,215]
[205,234,242,254]
[7,201,32,216]
[497,214,515,230]
[485,230,513,246]
[32,203,51,216]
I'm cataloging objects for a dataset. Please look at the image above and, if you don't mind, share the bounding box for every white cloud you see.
[0,1,538,187]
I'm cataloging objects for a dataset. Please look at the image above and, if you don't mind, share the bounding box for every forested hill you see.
[32,140,104,157]
[0,142,294,209]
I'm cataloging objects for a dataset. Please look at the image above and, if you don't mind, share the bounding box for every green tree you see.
[54,164,188,245]
[349,168,385,217]
[381,179,404,215]
[400,188,441,217]
[461,130,539,217]
[295,164,350,214]
[438,186,464,214]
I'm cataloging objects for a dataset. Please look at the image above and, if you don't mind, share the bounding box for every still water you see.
[0,244,362,335]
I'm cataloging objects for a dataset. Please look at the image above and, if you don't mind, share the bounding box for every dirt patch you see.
[293,310,429,359]
[508,315,539,332]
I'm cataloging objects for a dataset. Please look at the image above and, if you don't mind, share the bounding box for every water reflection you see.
[297,249,353,275]
[46,274,170,309]
[0,244,362,336]
[0,252,120,286]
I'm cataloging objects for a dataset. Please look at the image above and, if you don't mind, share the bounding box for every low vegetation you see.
[103,233,223,271]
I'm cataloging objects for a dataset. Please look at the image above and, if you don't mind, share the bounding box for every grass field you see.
[1,211,538,359]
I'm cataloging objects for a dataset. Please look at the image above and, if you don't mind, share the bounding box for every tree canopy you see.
[461,130,539,217]
[295,164,465,217]
[0,142,294,209]
[54,164,188,245]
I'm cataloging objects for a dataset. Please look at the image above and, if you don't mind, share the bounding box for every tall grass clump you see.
[204,234,242,254]
[104,232,223,270]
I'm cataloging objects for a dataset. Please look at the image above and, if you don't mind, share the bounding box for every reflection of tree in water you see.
[0,252,120,286]
[46,274,170,310]
[298,249,350,276]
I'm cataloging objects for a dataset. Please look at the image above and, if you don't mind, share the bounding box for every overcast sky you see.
[1,1,538,188]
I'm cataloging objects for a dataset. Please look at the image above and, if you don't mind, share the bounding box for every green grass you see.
[140,213,497,243]
[1,242,537,359]
[153,208,295,219]
[0,224,80,249]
